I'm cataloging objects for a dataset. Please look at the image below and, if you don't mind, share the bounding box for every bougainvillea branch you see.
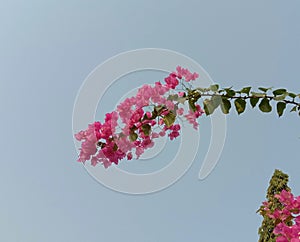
[74,67,300,168]
[185,85,300,116]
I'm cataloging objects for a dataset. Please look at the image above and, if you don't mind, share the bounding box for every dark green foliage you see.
[250,97,260,108]
[241,86,251,95]
[234,98,246,114]
[273,89,287,96]
[166,84,299,117]
[203,99,214,115]
[221,97,231,114]
[129,132,138,141]
[276,102,286,117]
[259,98,272,113]
[290,106,297,112]
[288,92,297,98]
[259,87,272,93]
[141,124,151,136]
[225,89,236,97]
[163,110,176,127]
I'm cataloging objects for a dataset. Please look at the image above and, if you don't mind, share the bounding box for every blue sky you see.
[1,1,299,241]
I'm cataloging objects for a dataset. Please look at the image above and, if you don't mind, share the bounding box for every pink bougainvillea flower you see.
[127,152,133,160]
[184,104,205,129]
[178,91,185,97]
[177,108,184,115]
[261,190,300,242]
[276,236,289,242]
[75,123,99,162]
[167,124,181,140]
[291,239,300,242]
[176,66,199,82]
[164,73,179,89]
[75,66,203,168]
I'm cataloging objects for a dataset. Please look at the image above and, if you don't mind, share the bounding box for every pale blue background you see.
[1,1,299,241]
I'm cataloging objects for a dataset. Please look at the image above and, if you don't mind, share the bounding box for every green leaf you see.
[210,84,219,92]
[129,132,138,142]
[241,87,251,95]
[276,102,286,117]
[163,111,176,127]
[251,92,266,98]
[273,94,287,101]
[259,98,272,113]
[290,106,297,112]
[288,92,297,98]
[203,96,222,115]
[211,95,222,109]
[273,88,287,96]
[258,87,271,93]
[203,99,215,115]
[221,98,231,114]
[188,99,196,112]
[250,97,259,108]
[234,98,246,115]
[226,89,236,97]
[141,124,151,136]
[167,94,179,101]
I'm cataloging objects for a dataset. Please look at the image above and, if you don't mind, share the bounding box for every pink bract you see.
[262,190,300,242]
[75,66,203,168]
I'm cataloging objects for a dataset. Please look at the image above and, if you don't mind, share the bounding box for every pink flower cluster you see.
[75,66,204,168]
[164,66,199,89]
[262,190,300,242]
[184,104,205,129]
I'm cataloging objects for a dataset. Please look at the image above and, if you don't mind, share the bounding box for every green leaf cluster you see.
[192,85,300,117]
